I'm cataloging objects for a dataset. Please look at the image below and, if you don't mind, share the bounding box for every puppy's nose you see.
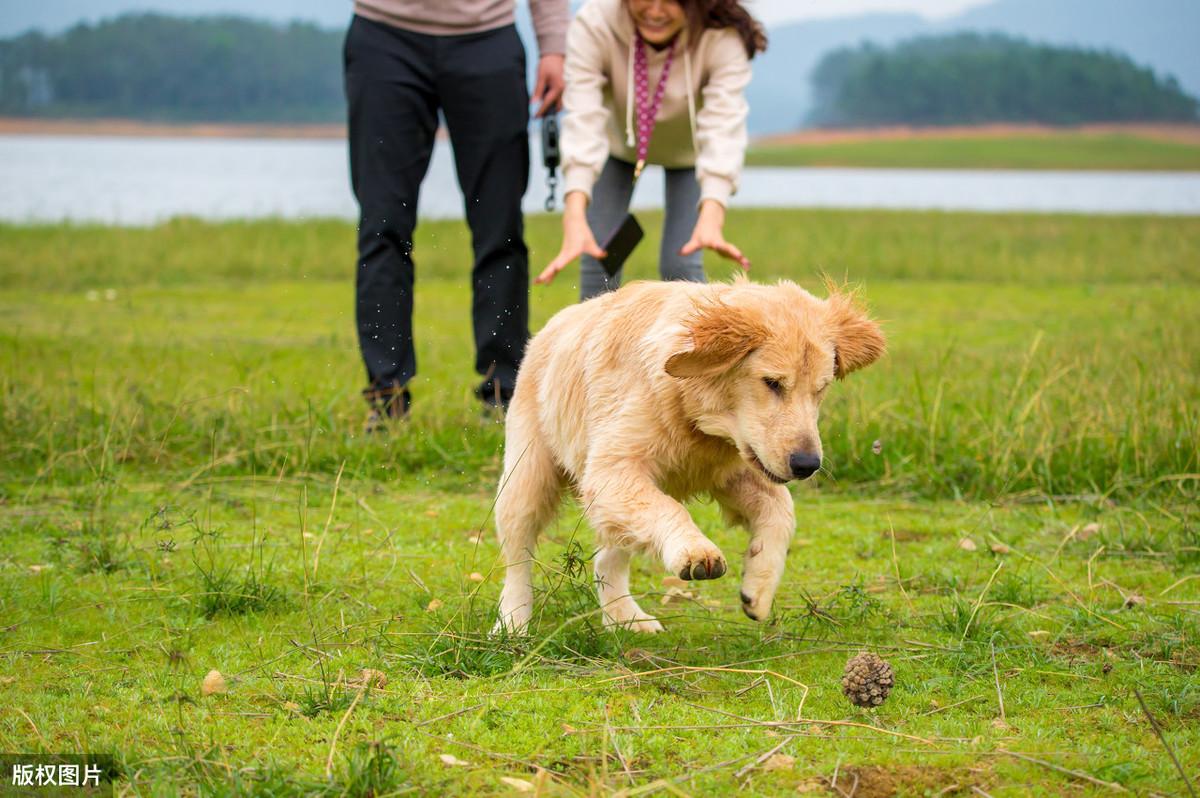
[788,452,821,480]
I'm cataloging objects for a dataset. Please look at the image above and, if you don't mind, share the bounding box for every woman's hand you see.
[536,192,606,285]
[679,199,750,270]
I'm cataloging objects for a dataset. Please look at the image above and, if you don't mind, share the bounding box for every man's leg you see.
[437,25,531,404]
[579,157,637,301]
[345,16,438,401]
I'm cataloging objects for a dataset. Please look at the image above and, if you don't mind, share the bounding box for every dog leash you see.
[542,114,560,212]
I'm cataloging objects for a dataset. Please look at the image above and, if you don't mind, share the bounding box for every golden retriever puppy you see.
[494,278,884,633]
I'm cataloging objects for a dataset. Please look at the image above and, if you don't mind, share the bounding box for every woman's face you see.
[626,0,686,46]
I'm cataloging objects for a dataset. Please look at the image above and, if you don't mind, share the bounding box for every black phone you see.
[600,213,644,277]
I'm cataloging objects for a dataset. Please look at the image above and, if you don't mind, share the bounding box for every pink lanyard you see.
[633,33,675,180]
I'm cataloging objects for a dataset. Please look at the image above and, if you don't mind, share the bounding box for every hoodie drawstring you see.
[625,43,636,148]
[683,46,698,155]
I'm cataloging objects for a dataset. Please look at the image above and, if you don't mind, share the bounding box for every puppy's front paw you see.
[675,546,727,581]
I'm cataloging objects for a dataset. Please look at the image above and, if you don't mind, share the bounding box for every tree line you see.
[1,16,1197,127]
[0,14,344,122]
[809,32,1199,127]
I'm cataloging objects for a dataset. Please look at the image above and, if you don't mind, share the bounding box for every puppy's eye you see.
[763,377,784,396]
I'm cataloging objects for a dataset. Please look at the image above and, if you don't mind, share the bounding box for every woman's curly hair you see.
[683,0,768,59]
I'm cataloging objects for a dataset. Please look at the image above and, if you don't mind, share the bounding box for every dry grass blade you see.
[962,562,1004,644]
[680,700,937,746]
[888,517,914,609]
[413,703,485,728]
[1133,688,1197,798]
[734,735,797,780]
[1003,751,1128,792]
[310,460,345,580]
[324,683,366,778]
[991,640,1006,723]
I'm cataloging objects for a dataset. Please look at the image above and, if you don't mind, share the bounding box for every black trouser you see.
[344,15,530,400]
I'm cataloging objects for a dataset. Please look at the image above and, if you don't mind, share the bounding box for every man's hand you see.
[680,199,750,270]
[531,54,565,117]
[536,192,605,284]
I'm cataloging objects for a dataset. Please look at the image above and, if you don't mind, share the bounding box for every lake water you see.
[2,134,1199,225]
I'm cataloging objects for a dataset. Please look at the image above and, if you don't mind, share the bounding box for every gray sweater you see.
[354,1,569,55]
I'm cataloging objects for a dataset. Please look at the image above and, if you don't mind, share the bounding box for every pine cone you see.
[842,651,894,707]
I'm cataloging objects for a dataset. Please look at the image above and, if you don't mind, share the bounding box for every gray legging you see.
[579,156,706,301]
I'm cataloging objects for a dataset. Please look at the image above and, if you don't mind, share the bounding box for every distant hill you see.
[0,15,343,122]
[0,0,352,37]
[2,0,1197,133]
[747,0,1200,132]
[747,13,929,133]
[808,33,1198,127]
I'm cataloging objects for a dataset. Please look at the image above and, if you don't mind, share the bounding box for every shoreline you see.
[753,122,1200,146]
[2,117,1199,144]
[0,118,349,140]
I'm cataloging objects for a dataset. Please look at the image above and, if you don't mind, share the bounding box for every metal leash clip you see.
[542,114,560,212]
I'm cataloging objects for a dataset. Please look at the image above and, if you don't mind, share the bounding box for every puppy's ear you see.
[665,299,769,378]
[826,291,885,378]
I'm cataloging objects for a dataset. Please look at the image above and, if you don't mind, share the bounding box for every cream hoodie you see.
[561,0,752,207]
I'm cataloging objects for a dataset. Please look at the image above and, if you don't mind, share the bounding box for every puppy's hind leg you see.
[493,407,563,635]
[594,546,663,633]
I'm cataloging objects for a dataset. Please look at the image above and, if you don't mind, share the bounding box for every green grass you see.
[1,211,1198,795]
[747,132,1200,171]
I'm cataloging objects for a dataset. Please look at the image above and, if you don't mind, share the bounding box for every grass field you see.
[746,131,1200,171]
[1,210,1198,795]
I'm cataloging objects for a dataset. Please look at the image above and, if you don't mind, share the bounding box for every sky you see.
[0,0,999,38]
[745,0,992,25]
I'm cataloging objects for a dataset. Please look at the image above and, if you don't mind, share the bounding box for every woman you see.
[536,0,766,299]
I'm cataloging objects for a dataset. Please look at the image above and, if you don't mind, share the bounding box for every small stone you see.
[426,598,444,612]
[990,542,1011,554]
[439,753,470,767]
[201,669,227,696]
[624,648,653,664]
[958,538,978,552]
[841,651,894,707]
[871,439,883,455]
[762,753,795,771]
[660,586,696,605]
[499,777,534,792]
[1123,594,1146,609]
[358,668,388,689]
[467,572,484,582]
